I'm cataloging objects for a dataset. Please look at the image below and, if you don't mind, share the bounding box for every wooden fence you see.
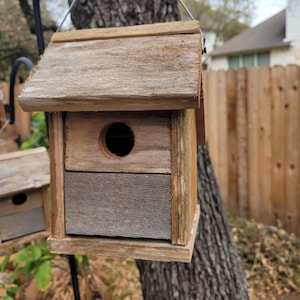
[204,65,300,235]
[0,82,31,144]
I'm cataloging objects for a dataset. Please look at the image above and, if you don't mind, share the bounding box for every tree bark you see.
[70,1,249,299]
[136,146,249,299]
[70,0,179,29]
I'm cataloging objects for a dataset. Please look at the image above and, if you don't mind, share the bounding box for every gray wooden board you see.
[0,207,45,242]
[65,172,171,240]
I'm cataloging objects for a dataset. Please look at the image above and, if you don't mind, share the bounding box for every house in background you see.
[209,0,300,70]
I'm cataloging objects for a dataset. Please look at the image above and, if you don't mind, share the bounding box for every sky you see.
[252,0,287,26]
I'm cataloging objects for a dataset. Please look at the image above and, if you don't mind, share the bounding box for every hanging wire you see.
[178,0,206,55]
[178,0,195,20]
[57,0,78,32]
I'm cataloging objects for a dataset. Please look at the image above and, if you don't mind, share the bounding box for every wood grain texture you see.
[0,189,44,217]
[216,70,228,209]
[171,109,197,245]
[0,207,45,242]
[0,231,50,250]
[65,112,171,173]
[236,69,248,217]
[247,68,260,221]
[283,65,299,233]
[51,21,200,43]
[19,33,201,112]
[49,112,65,238]
[258,67,272,224]
[270,66,285,225]
[226,69,238,214]
[49,205,200,262]
[65,172,171,240]
[0,147,50,198]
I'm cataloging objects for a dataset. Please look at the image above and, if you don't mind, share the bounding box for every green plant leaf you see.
[31,245,42,261]
[6,286,19,298]
[1,253,10,272]
[23,261,33,277]
[14,248,32,266]
[35,261,51,292]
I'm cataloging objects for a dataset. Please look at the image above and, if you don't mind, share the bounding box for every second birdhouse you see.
[19,21,203,262]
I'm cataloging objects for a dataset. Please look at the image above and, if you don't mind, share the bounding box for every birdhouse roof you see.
[19,21,202,112]
[0,147,50,198]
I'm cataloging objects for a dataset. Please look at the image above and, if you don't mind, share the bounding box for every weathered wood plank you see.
[65,172,171,240]
[171,109,197,245]
[49,112,65,238]
[284,65,299,234]
[205,72,219,183]
[236,69,248,217]
[19,34,201,112]
[0,207,45,242]
[247,68,260,221]
[270,66,285,225]
[51,21,200,43]
[216,71,228,208]
[0,147,50,198]
[0,189,44,217]
[258,67,272,224]
[0,231,50,250]
[65,112,171,174]
[226,69,238,214]
[49,205,200,263]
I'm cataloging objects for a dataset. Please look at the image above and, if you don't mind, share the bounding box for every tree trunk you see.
[136,146,249,299]
[70,1,249,299]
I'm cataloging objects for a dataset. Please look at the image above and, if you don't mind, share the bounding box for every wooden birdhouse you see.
[18,21,203,262]
[0,147,50,249]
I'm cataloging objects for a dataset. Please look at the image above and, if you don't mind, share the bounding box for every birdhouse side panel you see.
[0,206,45,242]
[64,172,171,240]
[171,109,197,245]
[65,111,171,174]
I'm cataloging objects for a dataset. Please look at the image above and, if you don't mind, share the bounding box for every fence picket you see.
[284,65,299,234]
[258,67,272,224]
[271,66,285,226]
[236,69,248,218]
[226,69,238,214]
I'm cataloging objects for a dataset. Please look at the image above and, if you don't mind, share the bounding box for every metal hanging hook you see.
[8,57,34,125]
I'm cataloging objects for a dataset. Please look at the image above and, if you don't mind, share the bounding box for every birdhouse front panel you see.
[18,21,202,262]
[0,147,50,246]
[64,111,172,240]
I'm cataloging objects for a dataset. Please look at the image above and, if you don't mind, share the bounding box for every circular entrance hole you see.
[101,122,134,157]
[12,193,27,205]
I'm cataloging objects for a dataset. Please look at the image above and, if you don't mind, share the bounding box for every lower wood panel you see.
[48,205,200,263]
[65,172,171,240]
[0,207,45,242]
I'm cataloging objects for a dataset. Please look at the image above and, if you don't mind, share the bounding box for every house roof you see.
[210,9,290,57]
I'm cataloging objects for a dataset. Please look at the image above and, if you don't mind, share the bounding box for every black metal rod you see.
[9,57,34,124]
[31,2,80,300]
[32,0,45,55]
[68,255,81,300]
